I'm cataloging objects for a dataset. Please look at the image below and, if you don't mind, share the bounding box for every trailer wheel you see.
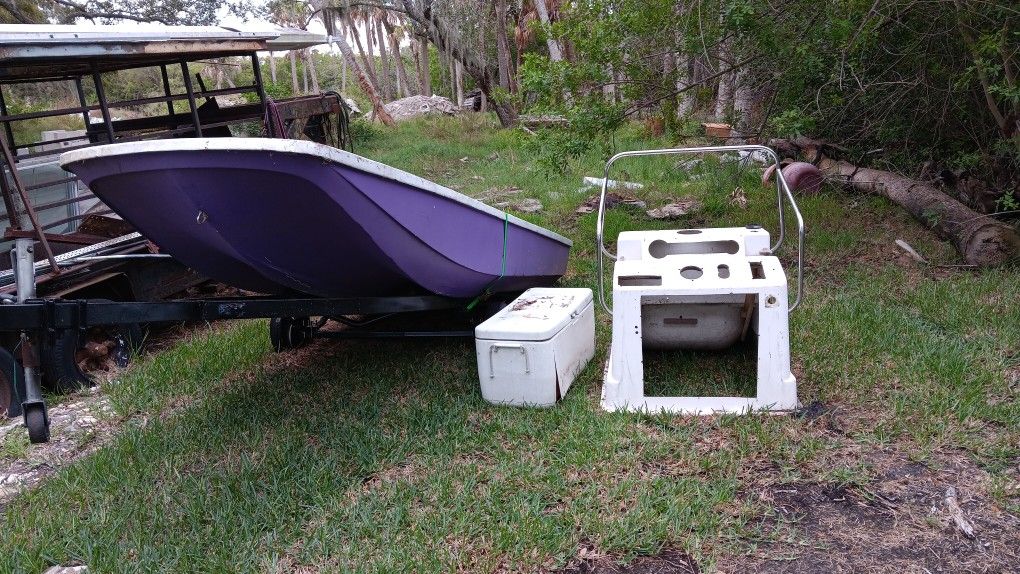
[24,402,49,444]
[42,322,145,393]
[269,317,310,352]
[0,346,26,418]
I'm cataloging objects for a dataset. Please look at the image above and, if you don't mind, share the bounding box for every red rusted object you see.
[762,161,824,195]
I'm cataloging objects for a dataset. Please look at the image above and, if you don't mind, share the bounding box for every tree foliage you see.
[0,0,254,25]
[520,0,1019,201]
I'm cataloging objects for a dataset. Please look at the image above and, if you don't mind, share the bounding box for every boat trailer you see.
[0,291,498,443]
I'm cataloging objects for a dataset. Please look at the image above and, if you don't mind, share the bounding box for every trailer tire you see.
[42,329,92,393]
[0,346,26,418]
[42,322,145,394]
[269,317,310,352]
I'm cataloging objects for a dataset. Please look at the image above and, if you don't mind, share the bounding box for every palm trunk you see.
[289,50,299,95]
[269,52,277,84]
[332,35,394,126]
[375,16,392,100]
[307,50,320,93]
[455,61,464,106]
[384,19,413,97]
[302,52,309,93]
[365,17,377,87]
[341,56,348,93]
[533,0,564,62]
[447,53,456,101]
[347,15,380,93]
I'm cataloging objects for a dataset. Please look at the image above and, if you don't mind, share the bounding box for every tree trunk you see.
[713,31,736,120]
[455,61,464,106]
[777,140,1020,266]
[384,19,413,97]
[347,15,380,93]
[412,39,425,94]
[418,37,432,95]
[333,34,395,126]
[365,16,378,88]
[533,0,564,62]
[269,52,277,84]
[375,16,392,101]
[450,50,459,100]
[732,67,753,135]
[493,0,512,93]
[302,52,309,93]
[437,43,447,98]
[675,55,695,118]
[341,55,347,93]
[306,50,320,93]
[714,72,734,120]
[289,50,299,95]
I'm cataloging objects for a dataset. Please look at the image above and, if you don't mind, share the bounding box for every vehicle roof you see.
[0,24,326,82]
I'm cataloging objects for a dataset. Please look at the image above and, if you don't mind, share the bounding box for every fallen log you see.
[773,139,1020,267]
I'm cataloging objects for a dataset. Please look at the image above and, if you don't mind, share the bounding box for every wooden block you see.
[702,122,732,138]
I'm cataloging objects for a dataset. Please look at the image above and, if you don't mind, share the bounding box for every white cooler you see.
[475,288,596,407]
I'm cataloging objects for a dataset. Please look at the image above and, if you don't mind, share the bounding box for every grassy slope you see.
[0,115,1017,572]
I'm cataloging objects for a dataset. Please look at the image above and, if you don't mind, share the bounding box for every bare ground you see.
[720,450,1020,573]
[554,445,1020,573]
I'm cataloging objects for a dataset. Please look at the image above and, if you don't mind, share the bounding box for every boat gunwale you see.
[59,138,573,247]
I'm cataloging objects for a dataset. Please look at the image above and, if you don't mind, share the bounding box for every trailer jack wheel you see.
[269,317,311,352]
[23,401,49,444]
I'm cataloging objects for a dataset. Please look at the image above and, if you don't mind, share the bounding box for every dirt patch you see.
[722,455,1020,573]
[556,544,700,574]
[0,318,291,512]
[0,391,116,512]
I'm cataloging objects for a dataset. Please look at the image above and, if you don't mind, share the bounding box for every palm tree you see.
[382,14,414,97]
[320,5,395,125]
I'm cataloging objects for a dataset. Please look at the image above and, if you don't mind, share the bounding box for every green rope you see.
[466,213,509,310]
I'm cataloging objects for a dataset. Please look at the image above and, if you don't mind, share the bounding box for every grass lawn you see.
[1,115,1018,572]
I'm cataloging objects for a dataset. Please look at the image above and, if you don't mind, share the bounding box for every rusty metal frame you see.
[251,53,273,137]
[179,60,202,137]
[0,49,342,289]
[91,66,115,143]
[159,64,174,117]
[0,134,60,272]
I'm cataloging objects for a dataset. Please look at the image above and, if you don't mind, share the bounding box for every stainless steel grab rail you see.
[595,145,805,314]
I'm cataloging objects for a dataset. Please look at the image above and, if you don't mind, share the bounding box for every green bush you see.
[349,118,383,147]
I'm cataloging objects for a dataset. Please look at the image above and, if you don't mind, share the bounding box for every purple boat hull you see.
[60,139,571,298]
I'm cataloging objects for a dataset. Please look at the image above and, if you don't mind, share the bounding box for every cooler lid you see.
[475,288,593,342]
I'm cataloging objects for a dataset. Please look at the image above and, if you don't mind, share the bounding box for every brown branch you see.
[0,0,38,23]
[48,0,173,24]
